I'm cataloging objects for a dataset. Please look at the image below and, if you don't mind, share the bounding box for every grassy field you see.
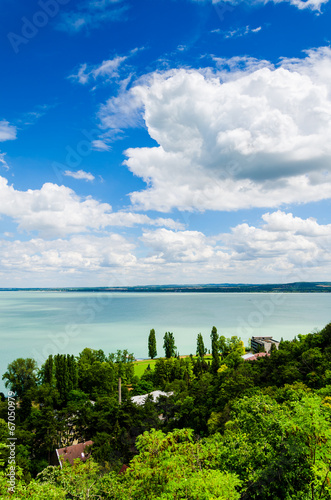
[134,359,157,377]
[134,355,213,378]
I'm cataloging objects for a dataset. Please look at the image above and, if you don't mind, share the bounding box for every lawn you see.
[134,355,213,378]
[134,359,157,377]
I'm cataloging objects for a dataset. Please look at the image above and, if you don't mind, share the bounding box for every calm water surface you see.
[1,292,331,392]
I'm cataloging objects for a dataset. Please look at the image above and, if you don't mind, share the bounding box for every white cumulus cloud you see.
[1,210,331,285]
[0,234,138,282]
[221,210,331,276]
[140,211,331,282]
[107,48,331,212]
[141,228,221,263]
[0,176,183,238]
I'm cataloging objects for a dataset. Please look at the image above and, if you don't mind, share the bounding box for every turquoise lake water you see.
[1,291,331,393]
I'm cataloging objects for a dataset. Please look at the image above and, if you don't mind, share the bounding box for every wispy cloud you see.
[212,25,262,39]
[0,152,9,170]
[69,48,142,87]
[64,170,95,181]
[92,140,112,151]
[69,55,127,85]
[57,0,129,33]
[19,104,55,127]
[203,0,329,12]
[0,120,16,172]
[0,120,17,142]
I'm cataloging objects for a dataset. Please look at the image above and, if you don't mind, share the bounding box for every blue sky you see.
[1,0,331,286]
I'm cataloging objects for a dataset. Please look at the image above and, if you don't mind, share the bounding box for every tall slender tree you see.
[211,326,220,372]
[148,329,157,359]
[196,333,207,359]
[42,355,54,386]
[163,332,176,358]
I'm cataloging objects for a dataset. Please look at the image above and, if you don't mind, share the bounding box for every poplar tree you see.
[211,326,220,372]
[163,332,176,358]
[148,329,157,359]
[42,355,54,386]
[196,333,207,359]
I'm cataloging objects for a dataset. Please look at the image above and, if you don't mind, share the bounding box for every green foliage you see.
[54,354,78,404]
[37,458,101,499]
[211,326,220,372]
[0,466,66,499]
[2,358,38,398]
[1,323,331,498]
[77,348,134,399]
[97,428,241,500]
[39,355,54,386]
[210,393,331,499]
[148,328,157,359]
[196,332,207,359]
[163,332,177,358]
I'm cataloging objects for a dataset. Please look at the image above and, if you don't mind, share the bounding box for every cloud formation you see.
[222,210,331,275]
[0,152,9,170]
[0,234,138,282]
[0,119,16,172]
[69,56,127,85]
[0,120,17,142]
[57,0,128,33]
[212,25,262,38]
[0,176,183,238]
[141,228,222,263]
[2,211,329,285]
[98,82,143,132]
[108,48,331,212]
[64,170,95,181]
[140,210,331,281]
[208,0,329,12]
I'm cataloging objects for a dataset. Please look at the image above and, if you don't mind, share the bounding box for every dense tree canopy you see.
[2,358,38,398]
[1,323,331,499]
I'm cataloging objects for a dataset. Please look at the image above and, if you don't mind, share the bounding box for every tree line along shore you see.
[1,324,331,499]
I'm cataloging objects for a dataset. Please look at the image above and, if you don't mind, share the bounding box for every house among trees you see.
[54,441,93,468]
[251,336,279,353]
[242,352,270,361]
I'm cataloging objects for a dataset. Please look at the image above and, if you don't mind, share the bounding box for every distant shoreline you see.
[1,282,331,293]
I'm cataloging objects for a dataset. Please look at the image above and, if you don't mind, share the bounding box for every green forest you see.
[1,324,331,499]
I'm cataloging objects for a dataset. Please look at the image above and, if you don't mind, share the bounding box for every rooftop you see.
[56,441,93,468]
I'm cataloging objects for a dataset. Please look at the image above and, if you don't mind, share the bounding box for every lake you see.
[1,291,331,393]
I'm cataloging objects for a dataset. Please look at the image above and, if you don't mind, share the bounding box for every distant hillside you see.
[1,282,331,293]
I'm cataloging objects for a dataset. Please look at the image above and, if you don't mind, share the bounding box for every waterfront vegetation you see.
[0,324,331,499]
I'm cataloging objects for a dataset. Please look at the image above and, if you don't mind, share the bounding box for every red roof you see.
[119,464,128,474]
[56,441,93,467]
